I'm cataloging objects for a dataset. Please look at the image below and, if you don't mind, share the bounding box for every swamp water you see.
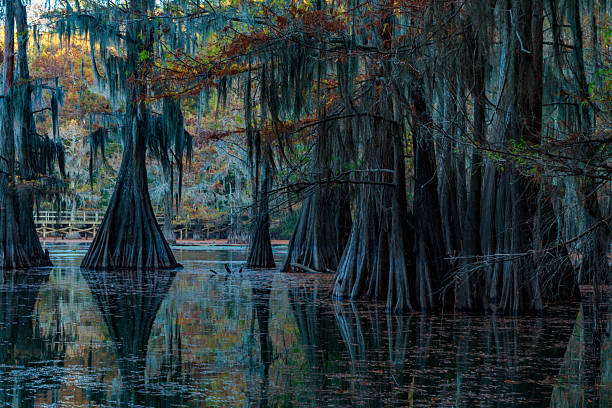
[0,244,608,407]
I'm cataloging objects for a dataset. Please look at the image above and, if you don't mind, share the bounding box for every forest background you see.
[1,7,278,241]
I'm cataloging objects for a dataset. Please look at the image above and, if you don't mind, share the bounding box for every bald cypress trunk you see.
[411,88,453,312]
[567,0,610,291]
[0,100,50,268]
[81,0,178,269]
[0,0,50,268]
[480,4,542,314]
[438,77,463,264]
[283,189,351,273]
[457,22,486,312]
[283,122,351,273]
[333,12,417,312]
[333,120,415,313]
[476,0,578,314]
[81,122,178,269]
[246,151,275,268]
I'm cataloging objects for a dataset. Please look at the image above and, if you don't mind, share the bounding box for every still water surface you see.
[0,244,608,407]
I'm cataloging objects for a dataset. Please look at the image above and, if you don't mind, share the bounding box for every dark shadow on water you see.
[550,302,611,407]
[0,269,68,407]
[286,279,596,407]
[81,268,192,407]
[244,272,274,408]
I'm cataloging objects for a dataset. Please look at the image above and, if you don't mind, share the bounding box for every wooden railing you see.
[33,210,191,239]
[34,211,105,239]
[34,210,104,224]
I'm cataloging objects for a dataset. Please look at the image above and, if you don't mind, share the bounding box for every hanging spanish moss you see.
[0,0,65,268]
[80,108,180,268]
[55,0,191,269]
[149,98,193,243]
[39,0,610,318]
[282,44,352,273]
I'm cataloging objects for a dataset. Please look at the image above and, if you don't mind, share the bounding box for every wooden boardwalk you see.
[35,211,103,239]
[34,210,190,239]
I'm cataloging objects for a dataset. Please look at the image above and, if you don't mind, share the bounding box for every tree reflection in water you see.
[5,251,605,407]
[82,268,192,407]
[550,302,611,407]
[244,273,273,408]
[287,278,585,407]
[0,270,68,407]
[290,282,345,386]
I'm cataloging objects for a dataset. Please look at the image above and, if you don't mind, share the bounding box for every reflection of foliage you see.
[82,269,193,406]
[0,270,69,407]
[10,252,600,406]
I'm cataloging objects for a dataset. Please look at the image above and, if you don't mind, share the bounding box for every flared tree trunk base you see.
[0,97,51,269]
[246,215,275,268]
[81,154,179,270]
[333,123,414,313]
[0,184,51,269]
[282,189,351,273]
[333,186,414,313]
[478,170,552,315]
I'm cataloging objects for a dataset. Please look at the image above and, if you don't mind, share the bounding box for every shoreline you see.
[41,238,290,246]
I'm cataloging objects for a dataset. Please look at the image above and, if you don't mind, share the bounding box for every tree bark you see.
[246,148,275,268]
[457,20,486,312]
[438,77,462,263]
[81,115,179,269]
[411,87,452,312]
[333,120,415,313]
[282,189,351,273]
[81,0,178,269]
[476,0,578,314]
[282,121,351,273]
[0,0,51,268]
[567,0,610,291]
